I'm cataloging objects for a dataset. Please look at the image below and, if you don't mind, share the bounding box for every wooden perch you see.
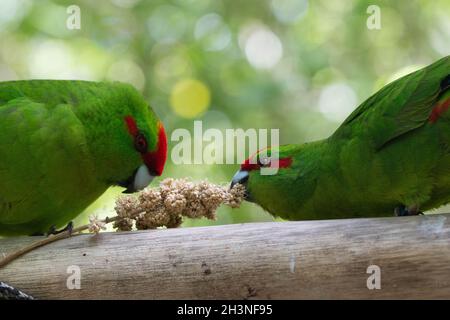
[1,213,450,299]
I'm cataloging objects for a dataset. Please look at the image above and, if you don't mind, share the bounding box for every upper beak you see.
[230,170,252,201]
[231,170,249,189]
[119,164,155,194]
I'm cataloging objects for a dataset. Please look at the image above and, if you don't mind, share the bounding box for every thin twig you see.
[0,216,119,269]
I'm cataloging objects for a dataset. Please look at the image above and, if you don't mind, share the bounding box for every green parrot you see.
[231,55,450,220]
[0,80,167,236]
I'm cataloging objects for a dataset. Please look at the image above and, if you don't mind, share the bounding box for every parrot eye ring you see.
[134,132,148,153]
[258,156,271,167]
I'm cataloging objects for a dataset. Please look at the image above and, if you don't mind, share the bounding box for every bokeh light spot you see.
[0,0,31,29]
[270,0,308,24]
[107,59,146,91]
[242,25,283,70]
[194,13,231,51]
[28,40,84,79]
[318,82,357,122]
[170,79,211,118]
[154,52,192,92]
[429,13,450,56]
[147,5,188,43]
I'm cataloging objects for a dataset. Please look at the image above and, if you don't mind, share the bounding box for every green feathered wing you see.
[0,83,104,235]
[332,56,450,149]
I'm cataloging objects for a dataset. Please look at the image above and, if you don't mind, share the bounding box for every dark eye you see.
[134,133,148,153]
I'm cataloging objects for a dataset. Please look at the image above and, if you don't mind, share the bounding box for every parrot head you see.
[82,82,168,194]
[230,143,320,218]
[117,116,167,193]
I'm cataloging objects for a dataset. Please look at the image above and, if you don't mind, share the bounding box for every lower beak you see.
[118,164,155,194]
[230,170,252,201]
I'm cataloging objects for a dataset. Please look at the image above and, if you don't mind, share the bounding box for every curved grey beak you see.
[118,164,155,194]
[230,170,252,201]
[231,170,249,189]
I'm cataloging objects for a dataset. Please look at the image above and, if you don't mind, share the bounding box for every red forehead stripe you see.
[124,116,139,136]
[241,160,259,171]
[124,116,167,176]
[241,157,292,171]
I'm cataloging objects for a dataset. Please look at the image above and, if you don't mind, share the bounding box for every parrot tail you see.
[0,281,34,300]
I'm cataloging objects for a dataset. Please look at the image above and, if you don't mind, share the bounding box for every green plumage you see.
[244,56,450,220]
[0,80,162,235]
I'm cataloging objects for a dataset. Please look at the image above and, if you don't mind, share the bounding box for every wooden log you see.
[1,213,450,299]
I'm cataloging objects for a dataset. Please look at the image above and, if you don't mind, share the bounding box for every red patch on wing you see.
[429,98,450,123]
[124,116,168,176]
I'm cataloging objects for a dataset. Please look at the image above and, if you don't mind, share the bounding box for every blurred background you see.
[0,0,449,228]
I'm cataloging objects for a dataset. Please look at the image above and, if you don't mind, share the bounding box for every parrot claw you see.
[46,221,74,236]
[394,205,424,217]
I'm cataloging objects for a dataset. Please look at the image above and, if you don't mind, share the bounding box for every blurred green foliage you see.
[0,0,449,228]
